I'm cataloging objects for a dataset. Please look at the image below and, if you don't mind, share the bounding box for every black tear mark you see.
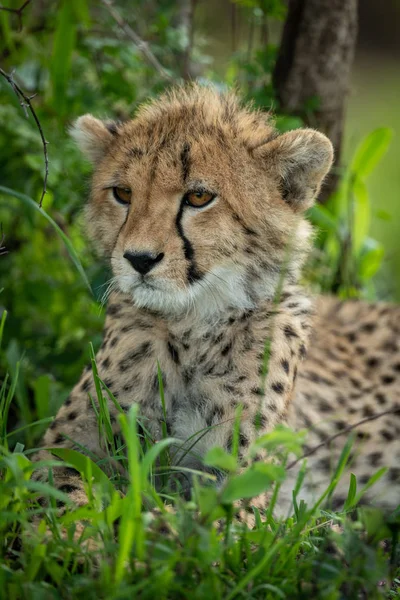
[175,201,203,283]
[175,141,203,282]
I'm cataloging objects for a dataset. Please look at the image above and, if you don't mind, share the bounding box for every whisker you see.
[100,277,119,310]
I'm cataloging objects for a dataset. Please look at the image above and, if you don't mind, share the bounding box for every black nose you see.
[123,251,164,275]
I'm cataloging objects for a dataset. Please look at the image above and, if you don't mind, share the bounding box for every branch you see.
[287,406,400,470]
[0,0,32,32]
[0,68,49,207]
[0,224,7,256]
[100,0,174,82]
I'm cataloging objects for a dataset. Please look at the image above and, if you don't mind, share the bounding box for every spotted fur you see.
[35,85,399,517]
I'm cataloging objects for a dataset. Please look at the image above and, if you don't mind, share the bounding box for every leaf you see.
[358,239,384,280]
[344,473,357,510]
[351,128,392,179]
[308,204,338,233]
[204,446,237,473]
[359,506,389,542]
[141,437,179,483]
[221,463,284,503]
[3,452,33,482]
[352,176,370,254]
[49,447,115,496]
[354,467,388,506]
[251,425,306,456]
[196,486,220,516]
[0,186,92,293]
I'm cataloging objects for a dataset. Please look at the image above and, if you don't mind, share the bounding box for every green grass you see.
[0,316,399,599]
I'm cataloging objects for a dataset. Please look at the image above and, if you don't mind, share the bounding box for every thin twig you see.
[0,0,32,32]
[287,406,400,470]
[0,224,7,256]
[100,0,173,82]
[0,67,49,207]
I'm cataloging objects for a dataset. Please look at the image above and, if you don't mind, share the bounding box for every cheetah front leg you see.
[33,372,117,511]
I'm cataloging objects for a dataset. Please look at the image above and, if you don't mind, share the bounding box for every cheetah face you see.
[71,85,333,316]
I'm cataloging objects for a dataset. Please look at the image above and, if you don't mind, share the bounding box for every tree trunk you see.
[178,0,198,80]
[273,0,358,200]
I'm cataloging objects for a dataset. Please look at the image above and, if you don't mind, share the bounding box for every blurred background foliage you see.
[0,0,399,447]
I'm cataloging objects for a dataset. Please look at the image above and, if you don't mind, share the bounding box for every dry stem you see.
[100,0,173,82]
[0,67,49,207]
[0,0,32,31]
[287,406,400,470]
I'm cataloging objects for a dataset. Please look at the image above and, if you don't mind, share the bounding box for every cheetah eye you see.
[184,190,215,208]
[113,187,132,205]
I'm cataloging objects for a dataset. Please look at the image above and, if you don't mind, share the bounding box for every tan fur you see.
[36,85,399,517]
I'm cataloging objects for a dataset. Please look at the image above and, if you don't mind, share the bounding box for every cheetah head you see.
[71,85,333,317]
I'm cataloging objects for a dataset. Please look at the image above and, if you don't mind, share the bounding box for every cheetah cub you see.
[38,85,400,513]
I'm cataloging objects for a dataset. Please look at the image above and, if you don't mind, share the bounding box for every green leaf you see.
[204,446,237,473]
[351,128,392,179]
[354,467,388,506]
[49,447,115,496]
[251,425,305,457]
[352,176,370,254]
[196,486,221,517]
[0,186,92,293]
[308,204,338,233]
[141,437,179,483]
[344,473,357,510]
[358,238,384,280]
[117,406,145,574]
[359,506,389,542]
[221,462,284,503]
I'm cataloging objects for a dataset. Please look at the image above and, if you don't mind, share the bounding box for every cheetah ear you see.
[69,115,119,163]
[255,129,334,211]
